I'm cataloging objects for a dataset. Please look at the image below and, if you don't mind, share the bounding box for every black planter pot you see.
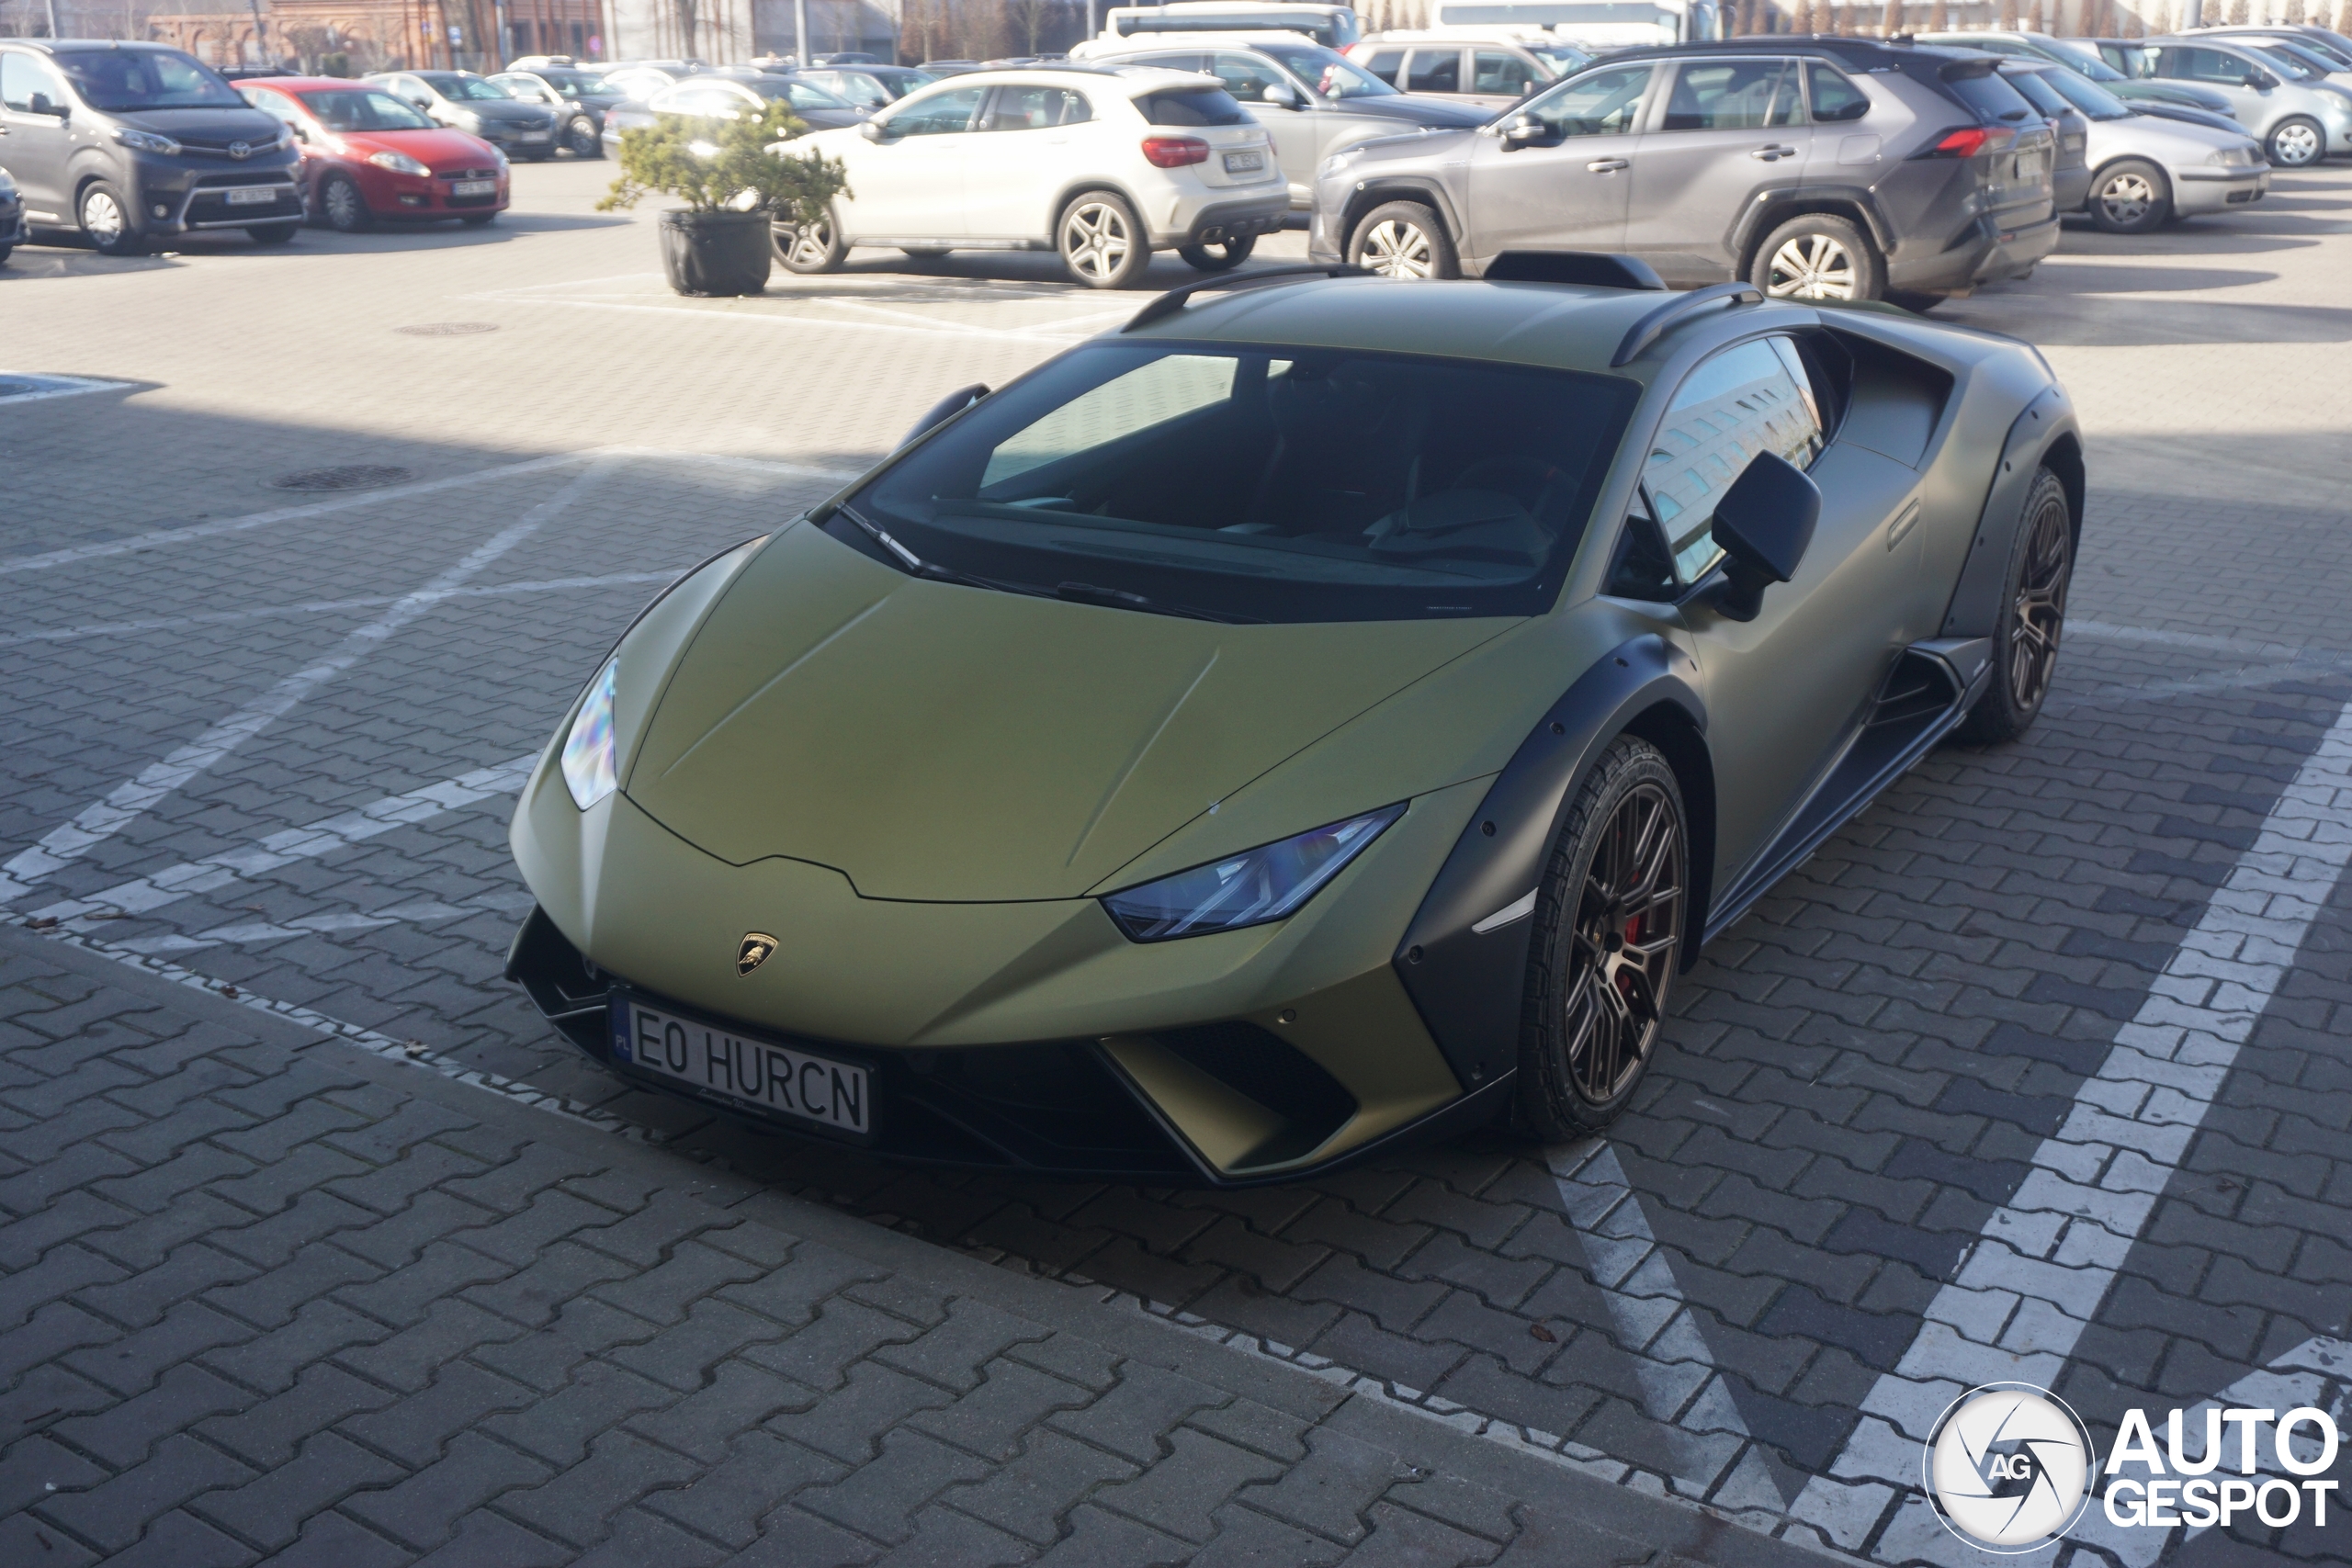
[659,209,773,298]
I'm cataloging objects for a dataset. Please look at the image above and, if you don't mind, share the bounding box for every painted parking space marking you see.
[0,372,131,405]
[1789,696,2352,1558]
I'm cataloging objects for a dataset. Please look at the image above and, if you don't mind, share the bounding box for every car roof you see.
[239,77,387,94]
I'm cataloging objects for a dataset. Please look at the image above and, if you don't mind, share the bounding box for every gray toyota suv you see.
[1309,38,2059,308]
[0,40,300,254]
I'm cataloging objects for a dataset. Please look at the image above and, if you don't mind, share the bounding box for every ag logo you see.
[1924,1382,2098,1552]
[735,932,777,976]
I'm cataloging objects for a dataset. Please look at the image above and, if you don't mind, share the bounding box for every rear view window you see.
[1942,66,2035,124]
[2005,69,2073,118]
[1136,87,1249,125]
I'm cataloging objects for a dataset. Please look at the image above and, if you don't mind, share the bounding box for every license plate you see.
[451,179,497,196]
[1222,150,1265,173]
[520,130,551,141]
[610,992,871,1136]
[225,186,278,206]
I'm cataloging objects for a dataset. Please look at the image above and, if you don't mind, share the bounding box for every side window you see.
[1805,62,1869,122]
[2174,48,2245,85]
[983,85,1089,130]
[1213,51,1288,103]
[1521,63,1654,137]
[1362,49,1406,85]
[888,85,986,135]
[1660,59,1792,131]
[1407,50,1463,94]
[4,51,67,112]
[246,87,304,127]
[1473,51,1540,96]
[1646,336,1825,585]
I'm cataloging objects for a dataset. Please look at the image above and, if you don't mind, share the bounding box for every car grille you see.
[193,170,286,188]
[435,166,501,179]
[177,134,284,159]
[447,190,500,208]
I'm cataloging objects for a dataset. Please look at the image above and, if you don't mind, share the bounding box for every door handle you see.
[1586,156,1629,173]
[1749,143,1797,160]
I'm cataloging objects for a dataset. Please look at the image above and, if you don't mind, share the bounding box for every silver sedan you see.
[2034,65,2269,233]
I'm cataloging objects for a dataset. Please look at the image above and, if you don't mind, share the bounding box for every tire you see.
[77,181,145,256]
[1345,199,1458,280]
[2086,158,2170,235]
[1952,467,2073,746]
[1517,735,1688,1140]
[1749,212,1883,302]
[319,173,370,232]
[1056,190,1151,288]
[567,117,603,158]
[775,209,847,273]
[1177,234,1256,272]
[2267,116,2324,169]
[246,222,299,244]
[459,211,498,225]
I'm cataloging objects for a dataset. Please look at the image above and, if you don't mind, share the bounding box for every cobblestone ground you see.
[4,159,2351,1565]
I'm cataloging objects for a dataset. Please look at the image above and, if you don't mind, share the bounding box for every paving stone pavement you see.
[5,158,2352,1564]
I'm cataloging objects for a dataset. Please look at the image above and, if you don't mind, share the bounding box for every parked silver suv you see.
[1309,38,2058,307]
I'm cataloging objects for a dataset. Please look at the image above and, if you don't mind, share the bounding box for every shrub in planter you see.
[598,102,850,298]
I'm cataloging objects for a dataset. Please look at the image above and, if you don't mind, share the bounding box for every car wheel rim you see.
[571,119,596,152]
[1765,232,1856,299]
[1360,219,1433,279]
[2007,488,2072,713]
[2098,173,2154,224]
[83,190,126,244]
[2275,123,2319,164]
[1564,782,1681,1105]
[786,220,833,267]
[1062,202,1130,281]
[326,181,359,228]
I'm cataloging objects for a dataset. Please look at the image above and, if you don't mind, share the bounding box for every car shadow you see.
[781,248,1305,298]
[2026,262,2278,291]
[1941,293,2352,345]
[5,209,630,265]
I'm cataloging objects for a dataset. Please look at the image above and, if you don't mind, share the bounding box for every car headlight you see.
[560,660,619,810]
[1101,803,1405,942]
[111,125,182,155]
[368,150,432,175]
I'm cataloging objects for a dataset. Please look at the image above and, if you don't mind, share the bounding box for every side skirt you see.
[1702,637,1990,945]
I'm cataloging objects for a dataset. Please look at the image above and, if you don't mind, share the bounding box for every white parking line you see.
[1789,697,2352,1558]
[0,372,132,405]
[114,890,538,955]
[0,461,609,904]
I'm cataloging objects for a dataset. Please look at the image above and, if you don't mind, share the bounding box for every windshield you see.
[2033,67,2130,119]
[541,72,607,94]
[52,50,243,110]
[1260,42,1398,98]
[299,88,435,130]
[2064,51,2130,83]
[2243,43,2322,78]
[842,343,1638,624]
[2263,39,2344,73]
[1531,44,1593,72]
[424,74,514,100]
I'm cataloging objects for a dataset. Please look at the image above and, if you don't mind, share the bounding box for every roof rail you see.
[1124,265,1369,332]
[1611,281,1764,368]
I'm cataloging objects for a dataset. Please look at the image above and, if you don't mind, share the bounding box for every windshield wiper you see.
[1054,581,1251,624]
[833,502,998,590]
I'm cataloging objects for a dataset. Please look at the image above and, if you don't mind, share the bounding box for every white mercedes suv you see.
[775,65,1288,288]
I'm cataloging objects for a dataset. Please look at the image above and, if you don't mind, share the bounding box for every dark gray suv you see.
[1309,38,2059,307]
[0,40,300,255]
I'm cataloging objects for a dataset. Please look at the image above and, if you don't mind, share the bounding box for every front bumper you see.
[1158,193,1289,250]
[2171,164,2270,214]
[130,159,303,233]
[345,160,511,217]
[1887,211,2061,291]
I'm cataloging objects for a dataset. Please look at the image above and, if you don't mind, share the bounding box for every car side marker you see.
[1471,886,1537,934]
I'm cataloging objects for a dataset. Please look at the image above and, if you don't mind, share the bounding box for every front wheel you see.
[78,181,145,256]
[775,211,847,274]
[2267,116,2324,168]
[1750,212,1883,302]
[1346,199,1458,279]
[1177,234,1256,272]
[319,172,371,232]
[1518,736,1688,1140]
[1953,467,2073,746]
[568,117,603,158]
[2086,159,2170,234]
[1057,190,1150,288]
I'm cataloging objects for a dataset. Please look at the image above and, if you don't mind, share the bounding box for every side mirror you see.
[1262,80,1303,109]
[2245,70,2279,90]
[1708,451,1820,622]
[900,383,990,447]
[292,123,310,142]
[1500,111,1544,144]
[859,118,894,141]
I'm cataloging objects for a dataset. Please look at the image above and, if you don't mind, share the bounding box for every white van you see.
[1101,4,1363,51]
[1418,0,1722,50]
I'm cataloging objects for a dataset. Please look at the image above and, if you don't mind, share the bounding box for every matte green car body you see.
[509,270,2080,1185]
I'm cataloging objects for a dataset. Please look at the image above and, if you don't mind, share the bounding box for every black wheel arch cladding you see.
[1392,633,1710,1094]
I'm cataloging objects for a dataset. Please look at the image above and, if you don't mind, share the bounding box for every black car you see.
[488,67,630,157]
[793,64,944,110]
[365,70,560,160]
[0,162,25,263]
[0,39,302,254]
[1311,37,2059,308]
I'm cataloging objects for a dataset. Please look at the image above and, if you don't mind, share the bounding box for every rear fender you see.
[1391,633,1707,1091]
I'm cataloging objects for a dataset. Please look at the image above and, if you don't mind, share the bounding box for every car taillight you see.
[1926,127,1995,158]
[1141,135,1211,168]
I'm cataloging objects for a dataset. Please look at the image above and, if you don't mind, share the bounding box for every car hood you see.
[336,127,501,167]
[2098,113,2250,160]
[1345,95,1495,128]
[107,105,286,140]
[459,100,555,124]
[618,522,1514,902]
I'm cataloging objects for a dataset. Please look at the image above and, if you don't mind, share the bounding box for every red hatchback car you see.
[236,76,510,231]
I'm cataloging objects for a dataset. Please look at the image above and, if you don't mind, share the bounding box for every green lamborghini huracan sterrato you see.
[507,257,2080,1187]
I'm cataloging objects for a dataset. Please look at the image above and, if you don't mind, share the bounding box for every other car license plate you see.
[609,991,871,1136]
[451,179,497,196]
[225,186,278,206]
[521,130,551,141]
[1223,151,1265,174]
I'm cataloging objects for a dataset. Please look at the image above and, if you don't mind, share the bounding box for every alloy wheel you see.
[784,219,834,269]
[1763,232,1857,299]
[2096,172,2155,227]
[1359,218,1436,279]
[1562,782,1682,1105]
[324,178,363,231]
[82,188,129,247]
[2007,485,2071,712]
[1060,201,1131,283]
[2272,120,2321,166]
